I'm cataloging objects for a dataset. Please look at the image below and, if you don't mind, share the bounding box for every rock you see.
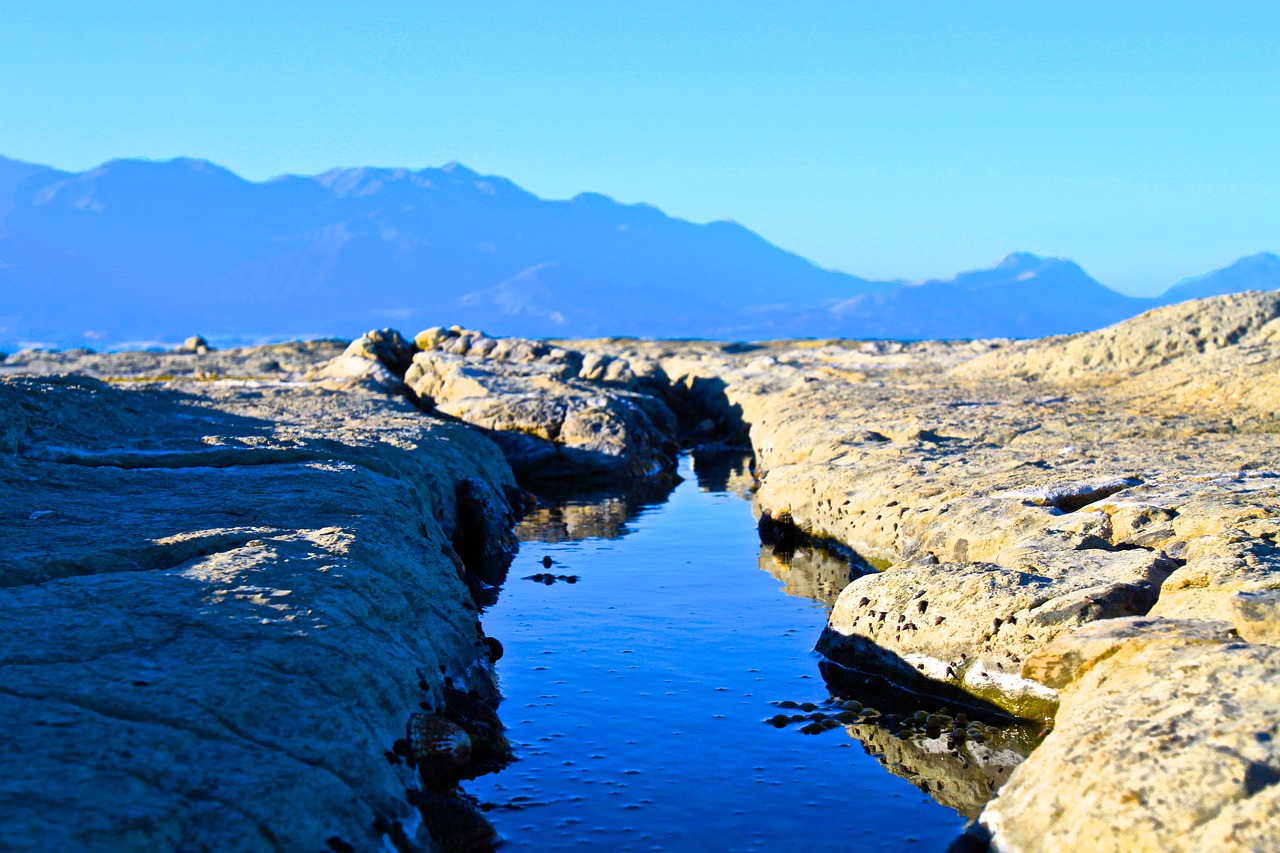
[1232,588,1280,645]
[177,334,211,354]
[304,328,416,393]
[1019,616,1236,689]
[819,546,1174,719]
[984,620,1280,851]
[405,332,678,482]
[348,327,417,376]
[415,325,457,351]
[958,290,1280,384]
[0,360,518,851]
[0,339,346,382]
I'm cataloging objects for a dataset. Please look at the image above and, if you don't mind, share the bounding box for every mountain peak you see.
[1232,251,1280,268]
[1164,252,1280,302]
[439,161,478,177]
[996,251,1049,270]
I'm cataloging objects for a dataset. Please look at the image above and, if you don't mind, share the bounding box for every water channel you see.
[466,452,1036,851]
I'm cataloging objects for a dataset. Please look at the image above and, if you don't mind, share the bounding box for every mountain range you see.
[1,155,1277,349]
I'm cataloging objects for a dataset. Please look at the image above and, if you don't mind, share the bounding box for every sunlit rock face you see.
[404,328,680,483]
[576,290,1280,849]
[0,355,518,851]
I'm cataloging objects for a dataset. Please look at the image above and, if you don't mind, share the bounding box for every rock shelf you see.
[575,290,1280,849]
[3,290,1279,850]
[0,360,518,850]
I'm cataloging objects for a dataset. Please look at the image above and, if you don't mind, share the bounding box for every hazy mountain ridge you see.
[1162,252,1280,303]
[0,155,1276,348]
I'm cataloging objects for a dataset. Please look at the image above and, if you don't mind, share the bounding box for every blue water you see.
[467,455,971,851]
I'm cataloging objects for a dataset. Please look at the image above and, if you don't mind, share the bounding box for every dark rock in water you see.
[408,713,472,790]
[417,791,501,853]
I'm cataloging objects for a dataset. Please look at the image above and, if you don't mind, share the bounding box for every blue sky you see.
[1,1,1276,295]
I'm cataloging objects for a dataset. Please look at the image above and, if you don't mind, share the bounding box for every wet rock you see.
[408,713,472,789]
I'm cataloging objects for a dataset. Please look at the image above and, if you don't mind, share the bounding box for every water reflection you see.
[688,446,756,497]
[758,542,872,607]
[841,717,1036,818]
[515,476,678,543]
[515,448,754,544]
[472,453,1034,849]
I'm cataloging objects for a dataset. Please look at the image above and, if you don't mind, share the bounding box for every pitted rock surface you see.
[574,290,1280,849]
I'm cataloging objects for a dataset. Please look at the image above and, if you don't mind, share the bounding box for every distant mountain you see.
[828,252,1155,339]
[0,155,1276,349]
[1161,252,1280,304]
[0,157,879,347]
[0,156,55,242]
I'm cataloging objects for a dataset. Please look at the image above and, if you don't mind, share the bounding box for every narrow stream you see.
[466,453,1033,851]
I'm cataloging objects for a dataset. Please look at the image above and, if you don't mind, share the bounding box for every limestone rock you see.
[984,621,1280,851]
[304,328,415,392]
[1232,588,1280,645]
[958,290,1280,384]
[405,332,677,481]
[0,363,518,851]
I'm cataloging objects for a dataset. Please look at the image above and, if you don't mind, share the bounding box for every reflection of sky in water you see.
[466,454,996,851]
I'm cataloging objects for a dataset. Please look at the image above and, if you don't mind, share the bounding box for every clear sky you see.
[1,1,1276,295]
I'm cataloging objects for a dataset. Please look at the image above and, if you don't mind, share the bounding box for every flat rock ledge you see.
[0,356,520,851]
[6,293,1280,850]
[577,291,1280,850]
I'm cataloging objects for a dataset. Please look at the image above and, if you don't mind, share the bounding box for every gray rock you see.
[0,366,518,851]
[405,331,677,482]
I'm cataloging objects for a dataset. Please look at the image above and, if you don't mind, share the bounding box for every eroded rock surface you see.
[576,291,1280,849]
[402,328,680,482]
[0,358,518,851]
[985,618,1280,852]
[8,291,1280,850]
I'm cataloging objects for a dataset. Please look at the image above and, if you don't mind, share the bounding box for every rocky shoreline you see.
[0,349,522,851]
[3,290,1278,850]
[574,291,1280,850]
